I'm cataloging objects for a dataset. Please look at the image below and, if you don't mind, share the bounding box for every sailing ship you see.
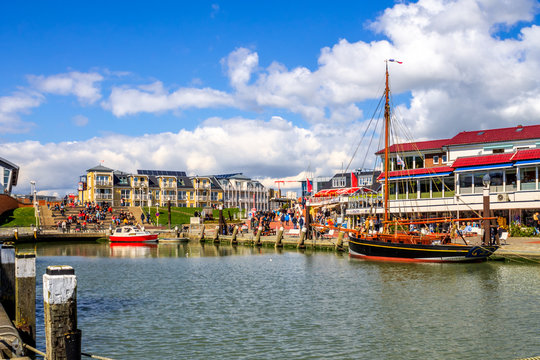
[347,61,499,262]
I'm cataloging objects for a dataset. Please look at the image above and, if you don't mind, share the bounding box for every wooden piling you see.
[335,231,345,251]
[15,253,36,348]
[1,243,16,319]
[275,227,284,248]
[43,265,78,360]
[231,226,238,244]
[254,226,262,246]
[213,226,220,243]
[198,224,206,242]
[297,227,307,249]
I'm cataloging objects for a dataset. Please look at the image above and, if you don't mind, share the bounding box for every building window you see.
[492,149,504,154]
[459,174,473,194]
[442,154,447,163]
[433,156,439,164]
[443,176,455,197]
[332,177,346,188]
[520,167,537,191]
[506,169,517,191]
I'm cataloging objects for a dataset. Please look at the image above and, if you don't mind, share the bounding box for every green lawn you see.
[0,207,37,227]
[142,206,242,227]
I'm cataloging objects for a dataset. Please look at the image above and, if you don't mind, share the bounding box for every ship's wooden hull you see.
[349,235,498,263]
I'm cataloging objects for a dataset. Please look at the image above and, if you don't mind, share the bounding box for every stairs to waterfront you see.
[39,205,143,230]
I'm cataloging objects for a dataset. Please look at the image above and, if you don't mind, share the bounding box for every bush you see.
[509,222,539,237]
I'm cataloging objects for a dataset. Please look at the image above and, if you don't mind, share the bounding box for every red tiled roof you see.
[451,153,514,168]
[447,124,540,146]
[375,139,448,155]
[510,148,540,162]
[377,166,453,180]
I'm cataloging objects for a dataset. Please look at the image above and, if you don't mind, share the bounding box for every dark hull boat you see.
[348,235,498,263]
[345,60,498,263]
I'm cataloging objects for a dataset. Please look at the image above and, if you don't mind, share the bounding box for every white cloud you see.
[0,92,42,133]
[4,117,375,196]
[72,115,89,127]
[28,71,103,104]
[104,81,235,116]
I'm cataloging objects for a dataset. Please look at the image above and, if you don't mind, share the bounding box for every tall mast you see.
[384,61,390,224]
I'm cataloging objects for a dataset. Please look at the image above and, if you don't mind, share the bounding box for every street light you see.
[482,174,491,189]
[30,181,39,228]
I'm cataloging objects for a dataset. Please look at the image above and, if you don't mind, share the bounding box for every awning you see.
[452,153,513,172]
[378,166,453,181]
[313,187,376,197]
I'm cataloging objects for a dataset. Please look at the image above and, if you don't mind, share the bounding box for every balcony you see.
[95,193,112,200]
[133,194,148,200]
[95,180,112,186]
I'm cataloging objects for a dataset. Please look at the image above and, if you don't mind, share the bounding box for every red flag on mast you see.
[351,172,358,187]
[306,178,312,193]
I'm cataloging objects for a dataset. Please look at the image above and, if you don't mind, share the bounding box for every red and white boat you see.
[109,226,158,242]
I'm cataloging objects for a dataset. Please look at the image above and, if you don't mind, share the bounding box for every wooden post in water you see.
[305,206,312,241]
[275,226,284,248]
[1,243,15,320]
[213,225,220,243]
[335,230,345,252]
[482,185,491,246]
[254,226,262,246]
[297,226,307,249]
[231,225,238,244]
[15,253,36,348]
[198,224,206,242]
[43,265,78,360]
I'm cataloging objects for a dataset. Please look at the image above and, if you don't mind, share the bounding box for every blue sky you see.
[1,0,540,195]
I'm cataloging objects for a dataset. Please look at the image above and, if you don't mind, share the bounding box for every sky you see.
[1,0,540,196]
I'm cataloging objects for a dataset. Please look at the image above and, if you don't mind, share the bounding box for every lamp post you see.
[482,174,491,245]
[30,181,39,228]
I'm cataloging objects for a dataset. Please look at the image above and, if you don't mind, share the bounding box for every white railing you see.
[95,194,113,200]
[95,180,111,186]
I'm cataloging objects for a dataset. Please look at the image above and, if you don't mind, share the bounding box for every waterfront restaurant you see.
[346,124,540,227]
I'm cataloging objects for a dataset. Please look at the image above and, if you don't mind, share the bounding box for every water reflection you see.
[16,241,295,259]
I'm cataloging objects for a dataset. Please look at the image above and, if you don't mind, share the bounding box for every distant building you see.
[215,173,269,212]
[0,157,19,195]
[79,167,267,210]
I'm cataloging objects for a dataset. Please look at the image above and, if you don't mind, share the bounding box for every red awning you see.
[451,153,514,168]
[378,166,454,181]
[313,187,376,197]
[511,148,540,162]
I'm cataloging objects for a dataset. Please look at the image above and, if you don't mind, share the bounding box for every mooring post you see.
[231,225,238,244]
[254,226,263,246]
[43,265,78,360]
[297,226,307,249]
[1,243,16,320]
[213,225,220,243]
[15,253,36,348]
[335,230,345,251]
[198,224,206,242]
[275,226,284,248]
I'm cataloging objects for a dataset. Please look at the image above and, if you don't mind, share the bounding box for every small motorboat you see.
[109,226,158,242]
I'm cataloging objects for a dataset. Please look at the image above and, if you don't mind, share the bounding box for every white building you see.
[0,157,19,195]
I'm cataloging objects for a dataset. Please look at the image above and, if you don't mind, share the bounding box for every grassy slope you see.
[143,206,241,227]
[0,207,36,227]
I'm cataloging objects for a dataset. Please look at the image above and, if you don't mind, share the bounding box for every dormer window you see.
[477,131,485,135]
[433,155,439,164]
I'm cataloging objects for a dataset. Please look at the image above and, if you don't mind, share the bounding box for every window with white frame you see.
[332,177,346,188]
[433,155,439,164]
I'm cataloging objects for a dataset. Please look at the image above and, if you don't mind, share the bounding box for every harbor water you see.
[20,242,540,360]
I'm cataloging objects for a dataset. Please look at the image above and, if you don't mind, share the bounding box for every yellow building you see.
[79,167,224,208]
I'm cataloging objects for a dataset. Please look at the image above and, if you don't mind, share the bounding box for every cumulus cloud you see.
[0,92,42,133]
[104,81,235,116]
[28,71,104,104]
[5,116,375,195]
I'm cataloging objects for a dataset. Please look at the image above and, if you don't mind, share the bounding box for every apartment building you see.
[346,124,540,224]
[79,167,265,210]
[215,173,269,212]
